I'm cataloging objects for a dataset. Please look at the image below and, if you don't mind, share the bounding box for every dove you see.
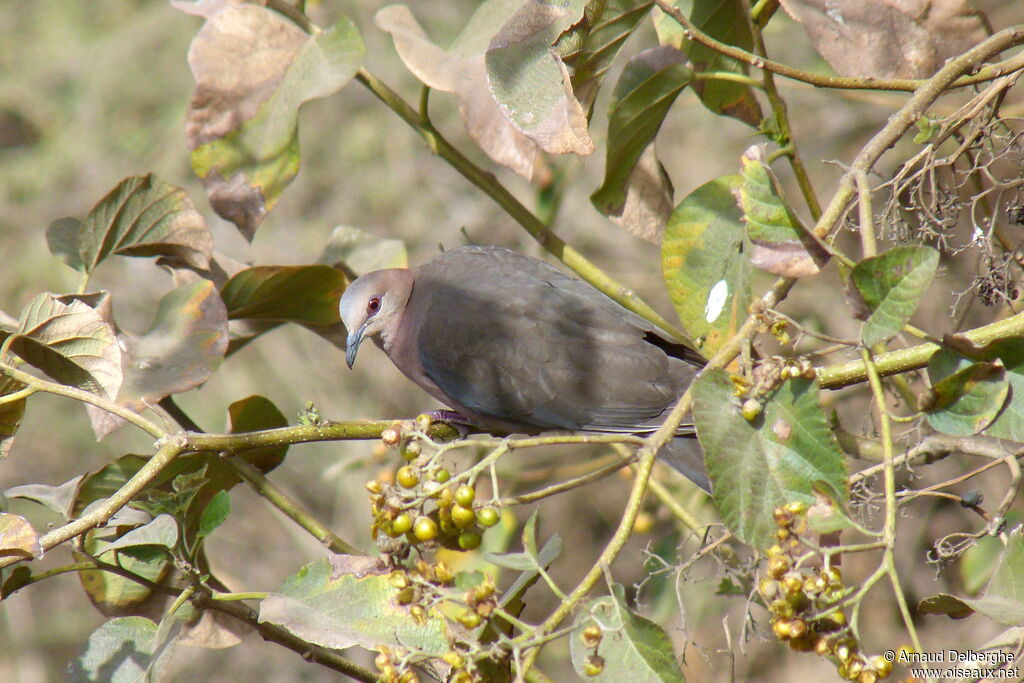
[339,245,709,491]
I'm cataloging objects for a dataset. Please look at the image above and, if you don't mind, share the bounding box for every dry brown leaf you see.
[606,145,674,243]
[377,6,542,180]
[179,609,251,649]
[377,3,591,182]
[779,0,989,78]
[738,145,830,278]
[0,513,43,560]
[185,5,362,239]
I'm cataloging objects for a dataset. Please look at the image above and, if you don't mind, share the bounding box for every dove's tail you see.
[657,436,711,493]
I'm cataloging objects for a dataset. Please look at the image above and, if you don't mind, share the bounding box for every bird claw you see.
[427,409,475,439]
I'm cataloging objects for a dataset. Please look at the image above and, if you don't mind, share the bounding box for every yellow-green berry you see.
[413,516,438,542]
[581,625,602,648]
[458,530,482,550]
[457,609,481,629]
[454,484,476,507]
[741,398,761,421]
[451,504,476,529]
[767,555,790,579]
[396,466,419,489]
[391,513,413,535]
[477,507,500,528]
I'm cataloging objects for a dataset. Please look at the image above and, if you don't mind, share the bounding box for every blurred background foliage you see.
[1,0,1023,681]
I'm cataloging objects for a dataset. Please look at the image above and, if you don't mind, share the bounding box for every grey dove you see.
[338,245,710,491]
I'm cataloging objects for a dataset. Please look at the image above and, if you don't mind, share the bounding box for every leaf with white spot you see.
[705,280,729,324]
[662,175,751,355]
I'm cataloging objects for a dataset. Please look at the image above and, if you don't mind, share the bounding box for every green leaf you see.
[484,510,563,572]
[961,514,1023,596]
[119,280,229,407]
[925,349,1009,436]
[964,530,1024,625]
[197,490,231,540]
[662,174,751,355]
[591,46,692,219]
[68,616,176,683]
[477,534,563,647]
[918,593,975,619]
[259,555,449,654]
[653,0,761,126]
[559,0,655,112]
[186,7,364,239]
[739,145,829,277]
[10,293,122,399]
[977,340,1024,442]
[692,371,848,549]
[1,566,32,599]
[226,395,289,473]
[4,474,84,519]
[484,0,593,156]
[46,217,86,272]
[73,451,241,564]
[77,533,171,610]
[914,115,938,144]
[571,584,686,682]
[76,174,212,275]
[98,514,179,554]
[851,245,939,346]
[319,226,408,275]
[220,265,348,326]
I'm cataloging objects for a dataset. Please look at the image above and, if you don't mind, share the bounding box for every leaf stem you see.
[742,0,821,219]
[0,362,164,438]
[229,457,363,555]
[159,396,364,555]
[862,348,923,654]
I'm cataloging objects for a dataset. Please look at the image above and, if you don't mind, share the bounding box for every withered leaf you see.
[10,293,123,400]
[779,0,990,79]
[185,4,364,239]
[738,145,830,277]
[377,1,593,183]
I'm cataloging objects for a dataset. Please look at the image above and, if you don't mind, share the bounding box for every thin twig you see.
[654,1,1024,93]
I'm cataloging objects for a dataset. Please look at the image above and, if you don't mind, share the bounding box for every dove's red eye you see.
[367,296,382,316]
